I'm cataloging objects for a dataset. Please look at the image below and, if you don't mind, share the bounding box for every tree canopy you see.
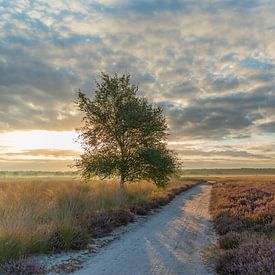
[76,73,177,188]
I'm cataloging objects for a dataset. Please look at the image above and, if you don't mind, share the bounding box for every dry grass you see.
[210,176,275,274]
[199,174,275,182]
[0,176,197,265]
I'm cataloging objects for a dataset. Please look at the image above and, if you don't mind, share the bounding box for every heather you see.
[0,258,46,275]
[0,177,197,269]
[210,176,275,274]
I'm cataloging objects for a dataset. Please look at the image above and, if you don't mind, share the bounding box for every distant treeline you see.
[1,169,275,177]
[180,168,275,176]
[0,171,79,177]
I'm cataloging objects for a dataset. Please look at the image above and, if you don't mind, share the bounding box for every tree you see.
[75,73,177,189]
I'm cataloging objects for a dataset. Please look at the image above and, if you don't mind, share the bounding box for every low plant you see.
[217,240,275,274]
[210,177,275,274]
[0,177,197,267]
[0,257,45,275]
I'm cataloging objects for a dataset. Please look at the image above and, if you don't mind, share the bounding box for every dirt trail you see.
[73,183,216,275]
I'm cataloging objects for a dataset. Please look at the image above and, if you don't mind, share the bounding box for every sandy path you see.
[73,183,216,275]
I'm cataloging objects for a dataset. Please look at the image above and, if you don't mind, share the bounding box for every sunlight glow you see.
[0,131,81,151]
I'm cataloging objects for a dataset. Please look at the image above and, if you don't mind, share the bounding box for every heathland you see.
[0,174,274,274]
[209,175,275,274]
[0,175,198,273]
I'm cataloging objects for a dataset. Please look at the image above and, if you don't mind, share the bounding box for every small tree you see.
[76,73,177,189]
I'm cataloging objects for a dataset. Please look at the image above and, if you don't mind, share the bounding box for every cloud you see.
[163,88,275,139]
[258,121,275,133]
[240,57,275,70]
[174,148,270,159]
[250,72,274,83]
[0,158,73,171]
[206,74,240,91]
[0,0,274,144]
[2,149,79,158]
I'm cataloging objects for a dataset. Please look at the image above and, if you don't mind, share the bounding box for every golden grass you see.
[0,176,197,263]
[201,174,275,182]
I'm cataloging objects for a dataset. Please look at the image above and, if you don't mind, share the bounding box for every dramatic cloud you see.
[0,0,275,169]
[2,149,79,159]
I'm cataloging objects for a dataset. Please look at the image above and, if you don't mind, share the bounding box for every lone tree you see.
[76,73,177,189]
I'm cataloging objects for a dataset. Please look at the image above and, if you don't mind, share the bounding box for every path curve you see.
[74,183,216,275]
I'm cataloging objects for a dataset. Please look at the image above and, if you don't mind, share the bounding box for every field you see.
[0,176,198,272]
[1,174,274,274]
[180,168,275,176]
[1,168,275,178]
[209,176,275,274]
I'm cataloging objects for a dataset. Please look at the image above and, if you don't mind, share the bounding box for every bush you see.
[210,179,275,274]
[214,214,248,235]
[130,202,152,215]
[219,231,268,250]
[217,240,275,275]
[111,209,135,226]
[0,258,45,275]
[219,232,241,249]
[48,226,89,252]
[85,209,135,238]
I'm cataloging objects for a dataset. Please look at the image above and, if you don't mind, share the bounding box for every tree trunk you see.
[119,175,126,197]
[120,176,125,190]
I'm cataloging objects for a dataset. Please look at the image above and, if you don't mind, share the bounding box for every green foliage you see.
[76,73,177,187]
[48,225,89,252]
[0,233,51,264]
[0,235,25,264]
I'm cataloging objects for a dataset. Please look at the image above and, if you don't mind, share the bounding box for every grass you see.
[180,168,275,176]
[0,176,198,270]
[210,176,275,274]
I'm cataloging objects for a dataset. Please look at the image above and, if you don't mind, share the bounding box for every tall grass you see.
[0,177,196,264]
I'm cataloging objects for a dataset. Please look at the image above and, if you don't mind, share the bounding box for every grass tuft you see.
[0,177,197,265]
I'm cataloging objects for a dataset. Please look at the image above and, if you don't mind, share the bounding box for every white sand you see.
[73,183,217,275]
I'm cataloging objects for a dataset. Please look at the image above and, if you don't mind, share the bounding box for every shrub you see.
[48,226,89,252]
[111,209,135,226]
[85,209,135,238]
[0,258,45,275]
[85,210,115,238]
[214,214,248,235]
[219,231,268,250]
[130,202,152,215]
[210,178,275,274]
[219,232,241,249]
[217,240,275,275]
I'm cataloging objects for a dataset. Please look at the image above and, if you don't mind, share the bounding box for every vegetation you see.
[76,73,177,188]
[180,168,275,176]
[0,176,198,270]
[0,258,46,275]
[1,168,274,178]
[210,176,275,274]
[0,171,79,177]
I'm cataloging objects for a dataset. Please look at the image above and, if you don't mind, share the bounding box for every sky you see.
[0,0,275,170]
